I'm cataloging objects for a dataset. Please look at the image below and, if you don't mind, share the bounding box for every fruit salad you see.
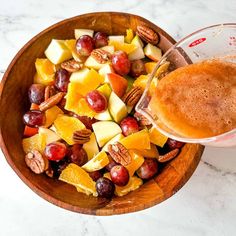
[22,26,185,198]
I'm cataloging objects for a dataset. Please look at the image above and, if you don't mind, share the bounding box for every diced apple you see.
[38,127,61,145]
[144,43,162,62]
[92,121,122,147]
[108,92,128,123]
[74,29,94,39]
[99,64,114,80]
[69,68,90,82]
[94,109,112,121]
[97,83,112,99]
[101,45,115,54]
[108,35,124,43]
[85,55,108,70]
[45,39,72,64]
[102,133,124,152]
[128,35,145,60]
[105,73,128,98]
[83,133,99,160]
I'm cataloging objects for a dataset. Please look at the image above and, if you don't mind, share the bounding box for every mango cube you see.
[125,151,144,176]
[64,39,83,62]
[125,28,134,43]
[45,39,72,64]
[22,133,46,154]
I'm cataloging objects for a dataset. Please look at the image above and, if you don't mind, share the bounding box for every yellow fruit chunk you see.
[82,151,109,172]
[149,126,168,147]
[108,41,137,54]
[45,39,72,64]
[77,98,97,118]
[22,133,46,154]
[83,133,99,160]
[64,39,83,62]
[35,58,56,85]
[44,105,63,127]
[59,163,97,196]
[54,114,85,145]
[69,68,104,95]
[125,28,134,43]
[103,173,143,197]
[133,143,159,158]
[102,133,124,152]
[145,61,170,77]
[38,127,61,145]
[133,74,158,93]
[119,129,150,150]
[125,151,144,176]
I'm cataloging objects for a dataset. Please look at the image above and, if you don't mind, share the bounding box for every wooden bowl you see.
[0,12,204,215]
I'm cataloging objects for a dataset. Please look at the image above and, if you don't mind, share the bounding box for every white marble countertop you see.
[0,0,236,235]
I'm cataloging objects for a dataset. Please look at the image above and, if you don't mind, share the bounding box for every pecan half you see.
[61,59,83,72]
[136,25,159,45]
[73,129,92,144]
[122,86,142,106]
[44,85,56,101]
[91,49,111,64]
[107,142,131,166]
[25,150,49,174]
[157,148,179,163]
[134,112,152,126]
[45,166,54,178]
[39,92,64,112]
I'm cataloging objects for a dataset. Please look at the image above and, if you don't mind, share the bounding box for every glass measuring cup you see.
[136,23,236,147]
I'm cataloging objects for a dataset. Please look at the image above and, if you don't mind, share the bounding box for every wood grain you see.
[0,12,204,215]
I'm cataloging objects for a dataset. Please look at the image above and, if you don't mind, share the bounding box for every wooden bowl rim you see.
[0,12,203,215]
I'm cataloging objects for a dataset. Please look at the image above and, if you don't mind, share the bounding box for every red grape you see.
[94,32,108,48]
[136,159,158,180]
[76,35,94,56]
[167,138,185,149]
[130,59,146,77]
[55,69,70,92]
[105,156,118,172]
[50,159,69,178]
[89,170,102,181]
[68,144,88,166]
[23,110,45,127]
[85,90,107,113]
[120,117,139,136]
[96,177,115,198]
[110,165,129,186]
[28,84,45,104]
[44,142,67,161]
[111,51,131,76]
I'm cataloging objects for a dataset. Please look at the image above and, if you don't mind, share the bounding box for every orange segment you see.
[77,98,97,118]
[125,28,134,43]
[125,151,144,176]
[108,41,136,54]
[64,39,83,62]
[145,61,170,77]
[23,126,38,137]
[133,74,158,93]
[35,58,56,85]
[119,129,150,150]
[22,133,46,154]
[103,173,143,197]
[149,127,168,147]
[82,151,109,172]
[59,163,97,196]
[44,105,64,127]
[133,143,159,158]
[53,114,85,145]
